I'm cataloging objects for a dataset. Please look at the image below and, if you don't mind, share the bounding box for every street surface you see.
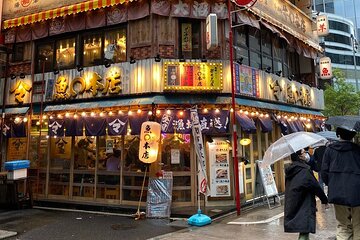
[0,200,337,240]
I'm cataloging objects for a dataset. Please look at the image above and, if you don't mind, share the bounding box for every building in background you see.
[313,0,360,90]
[0,0,325,211]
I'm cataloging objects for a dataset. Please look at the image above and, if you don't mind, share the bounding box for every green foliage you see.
[323,69,360,116]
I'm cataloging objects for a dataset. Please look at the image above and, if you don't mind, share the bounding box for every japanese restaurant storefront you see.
[1,0,325,209]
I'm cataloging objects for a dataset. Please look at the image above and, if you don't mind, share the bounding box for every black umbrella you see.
[325,115,360,131]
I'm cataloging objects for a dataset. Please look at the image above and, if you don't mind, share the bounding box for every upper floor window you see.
[37,43,54,73]
[81,27,127,67]
[56,38,76,69]
[12,42,32,62]
[35,25,127,73]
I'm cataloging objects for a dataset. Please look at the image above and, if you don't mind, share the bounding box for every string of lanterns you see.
[8,105,326,125]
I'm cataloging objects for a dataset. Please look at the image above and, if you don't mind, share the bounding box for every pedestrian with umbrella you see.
[284,149,329,240]
[321,126,360,240]
[261,132,329,240]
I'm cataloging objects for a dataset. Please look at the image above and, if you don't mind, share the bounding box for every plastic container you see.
[4,160,30,171]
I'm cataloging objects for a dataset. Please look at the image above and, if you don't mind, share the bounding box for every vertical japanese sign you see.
[319,57,333,80]
[316,14,329,37]
[208,139,231,197]
[181,23,192,52]
[190,108,209,195]
[206,13,218,50]
[139,121,161,164]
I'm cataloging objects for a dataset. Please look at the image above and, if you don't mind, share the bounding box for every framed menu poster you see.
[208,138,231,197]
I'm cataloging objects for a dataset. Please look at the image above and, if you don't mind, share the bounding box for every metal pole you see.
[351,34,358,91]
[227,0,241,216]
[0,46,9,171]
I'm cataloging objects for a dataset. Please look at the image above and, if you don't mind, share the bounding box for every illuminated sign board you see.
[164,62,223,91]
[319,57,333,80]
[316,14,329,37]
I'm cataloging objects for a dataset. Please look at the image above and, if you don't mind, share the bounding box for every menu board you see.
[208,138,231,197]
[256,160,278,197]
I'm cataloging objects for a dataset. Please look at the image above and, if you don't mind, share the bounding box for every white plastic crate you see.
[7,169,27,180]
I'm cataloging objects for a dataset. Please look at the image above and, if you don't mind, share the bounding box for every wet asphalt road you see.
[0,200,338,240]
[0,209,185,240]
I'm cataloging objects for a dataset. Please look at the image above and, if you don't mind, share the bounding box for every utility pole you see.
[351,34,359,92]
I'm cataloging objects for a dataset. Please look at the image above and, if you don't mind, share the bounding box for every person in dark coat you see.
[284,149,329,240]
[321,126,360,240]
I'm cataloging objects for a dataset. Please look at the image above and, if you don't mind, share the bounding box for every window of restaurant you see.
[28,116,48,197]
[12,42,32,63]
[35,25,127,73]
[96,136,122,201]
[261,29,273,72]
[234,26,249,66]
[273,37,283,73]
[179,20,201,59]
[72,136,96,199]
[249,28,261,69]
[56,38,76,70]
[48,137,72,197]
[161,133,192,202]
[123,135,148,202]
[82,27,127,67]
[36,43,54,73]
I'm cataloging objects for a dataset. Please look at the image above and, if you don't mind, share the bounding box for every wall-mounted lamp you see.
[236,57,244,65]
[239,138,251,146]
[104,59,112,68]
[288,74,295,81]
[201,55,207,62]
[76,64,83,72]
[10,74,16,80]
[240,157,249,165]
[275,70,282,77]
[154,54,161,62]
[179,55,185,62]
[130,56,136,64]
[264,66,272,73]
[19,73,25,79]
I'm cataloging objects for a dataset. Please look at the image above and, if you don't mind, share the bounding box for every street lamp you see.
[351,34,359,91]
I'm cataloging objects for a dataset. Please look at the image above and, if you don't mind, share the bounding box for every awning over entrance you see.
[236,113,257,132]
[3,0,134,29]
[4,107,30,115]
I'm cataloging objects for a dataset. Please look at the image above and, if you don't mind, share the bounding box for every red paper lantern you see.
[232,0,258,7]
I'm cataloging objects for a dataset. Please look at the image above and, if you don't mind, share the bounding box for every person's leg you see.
[352,206,360,240]
[318,174,324,191]
[298,233,310,240]
[334,204,353,240]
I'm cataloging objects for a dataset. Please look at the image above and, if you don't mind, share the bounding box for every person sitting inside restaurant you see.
[106,149,121,171]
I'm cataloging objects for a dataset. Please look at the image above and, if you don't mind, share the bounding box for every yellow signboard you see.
[7,138,27,161]
[164,62,223,91]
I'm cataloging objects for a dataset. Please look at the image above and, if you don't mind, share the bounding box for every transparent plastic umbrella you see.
[262,131,328,166]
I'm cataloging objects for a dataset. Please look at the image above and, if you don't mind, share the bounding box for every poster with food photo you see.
[209,138,231,197]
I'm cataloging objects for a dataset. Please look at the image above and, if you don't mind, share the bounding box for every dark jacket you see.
[284,161,328,234]
[321,141,360,207]
[312,146,326,172]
